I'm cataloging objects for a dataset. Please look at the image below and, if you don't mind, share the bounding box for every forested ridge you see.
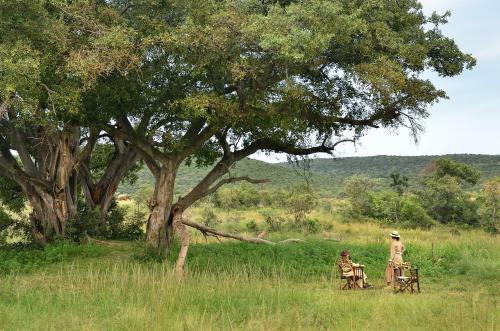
[119,154,500,196]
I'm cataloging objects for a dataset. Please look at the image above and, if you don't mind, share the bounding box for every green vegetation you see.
[0,1,497,329]
[0,224,498,330]
[119,154,500,198]
[342,158,498,231]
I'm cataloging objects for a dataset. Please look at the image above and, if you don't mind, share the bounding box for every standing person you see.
[385,230,405,287]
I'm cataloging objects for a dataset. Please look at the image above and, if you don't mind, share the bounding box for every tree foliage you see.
[285,184,316,223]
[389,171,409,195]
[418,158,481,225]
[344,175,380,216]
[0,1,476,251]
[478,177,500,233]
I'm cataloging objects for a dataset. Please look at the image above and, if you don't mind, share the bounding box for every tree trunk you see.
[146,163,178,254]
[53,126,79,234]
[80,139,139,225]
[24,126,79,242]
[26,185,76,244]
[173,205,190,279]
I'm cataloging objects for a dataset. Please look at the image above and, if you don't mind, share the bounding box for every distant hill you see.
[287,154,500,179]
[119,158,330,197]
[119,154,500,197]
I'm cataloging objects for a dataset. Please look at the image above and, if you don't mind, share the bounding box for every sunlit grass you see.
[1,210,498,330]
[0,256,497,330]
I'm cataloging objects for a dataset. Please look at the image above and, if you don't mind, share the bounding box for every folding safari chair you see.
[339,265,365,290]
[393,262,420,294]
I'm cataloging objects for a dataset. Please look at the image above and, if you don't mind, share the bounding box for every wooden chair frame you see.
[339,265,365,290]
[393,263,420,294]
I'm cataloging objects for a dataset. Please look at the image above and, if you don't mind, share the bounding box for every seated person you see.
[338,250,370,288]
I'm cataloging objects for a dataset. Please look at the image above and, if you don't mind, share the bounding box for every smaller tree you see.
[367,190,434,229]
[237,184,261,208]
[389,171,409,195]
[344,175,380,216]
[479,177,500,232]
[285,184,316,223]
[418,159,481,225]
[214,187,239,213]
[367,190,403,222]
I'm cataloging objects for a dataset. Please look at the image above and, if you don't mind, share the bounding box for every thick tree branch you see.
[182,219,305,245]
[177,139,264,208]
[113,116,171,164]
[178,124,217,159]
[0,118,39,175]
[259,138,355,156]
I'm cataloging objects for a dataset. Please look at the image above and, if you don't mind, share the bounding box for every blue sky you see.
[254,0,500,162]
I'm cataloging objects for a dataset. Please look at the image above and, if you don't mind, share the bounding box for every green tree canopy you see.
[1,1,476,258]
[428,158,481,185]
[76,0,476,253]
[0,0,141,243]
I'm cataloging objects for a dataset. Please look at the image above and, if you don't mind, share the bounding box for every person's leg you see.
[356,278,364,288]
[385,263,393,286]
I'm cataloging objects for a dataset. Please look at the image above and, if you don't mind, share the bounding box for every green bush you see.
[366,191,435,229]
[245,220,258,232]
[238,184,261,207]
[399,197,436,229]
[67,199,144,242]
[284,184,316,223]
[265,216,286,232]
[66,205,101,242]
[200,207,220,228]
[301,218,322,234]
[418,174,480,226]
[286,217,322,234]
[0,241,104,275]
[260,209,285,232]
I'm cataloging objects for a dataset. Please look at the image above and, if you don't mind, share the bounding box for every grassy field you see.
[0,218,498,331]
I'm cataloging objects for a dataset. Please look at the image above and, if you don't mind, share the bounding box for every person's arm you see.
[340,261,352,273]
[389,242,395,262]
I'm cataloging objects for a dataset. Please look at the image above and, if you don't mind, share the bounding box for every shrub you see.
[245,220,258,232]
[238,184,261,207]
[285,184,316,223]
[67,199,144,242]
[286,217,321,234]
[302,218,322,234]
[265,215,286,232]
[200,207,220,228]
[344,175,381,216]
[399,197,436,229]
[366,191,435,229]
[367,190,402,221]
[66,206,101,242]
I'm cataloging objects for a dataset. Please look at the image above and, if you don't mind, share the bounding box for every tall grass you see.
[0,259,497,330]
[0,223,498,330]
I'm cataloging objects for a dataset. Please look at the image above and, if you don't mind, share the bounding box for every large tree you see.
[0,1,141,243]
[73,0,475,262]
[2,0,476,264]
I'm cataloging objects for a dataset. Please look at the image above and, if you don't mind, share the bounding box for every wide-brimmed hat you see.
[390,230,400,238]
